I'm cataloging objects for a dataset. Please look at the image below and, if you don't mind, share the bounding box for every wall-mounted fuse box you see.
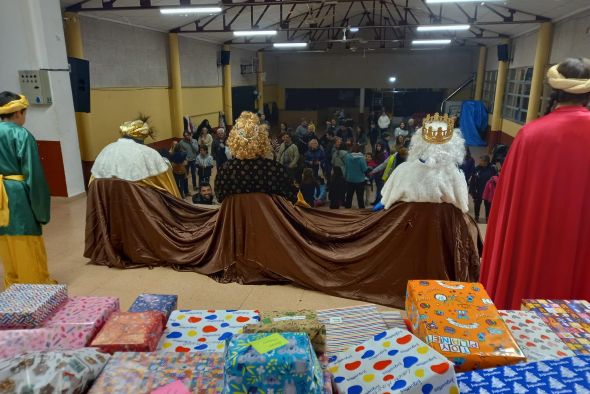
[18,70,53,105]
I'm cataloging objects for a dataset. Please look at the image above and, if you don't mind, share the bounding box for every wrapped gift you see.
[129,293,177,320]
[380,311,407,330]
[457,355,590,393]
[406,280,525,372]
[223,332,324,394]
[522,299,590,355]
[88,352,224,393]
[243,310,326,353]
[0,296,119,359]
[318,354,335,394]
[318,305,387,357]
[329,328,459,393]
[0,284,67,328]
[499,310,575,362]
[91,311,164,353]
[0,348,109,394]
[158,309,259,353]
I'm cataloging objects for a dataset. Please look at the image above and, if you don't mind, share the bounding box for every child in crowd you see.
[299,168,319,207]
[314,177,327,207]
[469,155,497,223]
[192,183,217,205]
[196,145,215,187]
[169,141,189,198]
[364,152,377,205]
[482,161,502,212]
[329,167,346,209]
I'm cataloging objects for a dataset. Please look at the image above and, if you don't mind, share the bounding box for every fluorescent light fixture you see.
[160,7,222,15]
[233,30,277,37]
[389,77,397,83]
[349,27,360,33]
[412,39,452,45]
[273,42,308,48]
[426,0,502,3]
[417,24,470,32]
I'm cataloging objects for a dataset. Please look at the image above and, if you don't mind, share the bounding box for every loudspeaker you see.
[220,50,230,65]
[497,44,510,62]
[68,57,90,113]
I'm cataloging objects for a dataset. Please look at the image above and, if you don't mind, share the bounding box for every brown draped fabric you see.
[85,179,481,309]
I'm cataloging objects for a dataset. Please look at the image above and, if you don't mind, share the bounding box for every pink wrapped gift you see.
[0,296,120,359]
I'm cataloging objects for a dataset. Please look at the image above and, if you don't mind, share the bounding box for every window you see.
[503,67,533,124]
[482,70,497,113]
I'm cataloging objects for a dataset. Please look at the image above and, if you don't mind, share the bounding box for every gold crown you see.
[422,113,455,144]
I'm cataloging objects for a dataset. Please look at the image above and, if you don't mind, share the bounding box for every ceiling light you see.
[160,7,222,15]
[389,77,397,83]
[273,42,308,48]
[233,30,277,37]
[417,24,470,32]
[412,39,452,45]
[349,27,359,33]
[426,0,502,3]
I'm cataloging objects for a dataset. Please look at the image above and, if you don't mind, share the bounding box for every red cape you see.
[481,106,590,309]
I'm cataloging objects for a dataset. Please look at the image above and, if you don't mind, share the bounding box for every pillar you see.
[526,22,553,123]
[222,45,233,126]
[168,33,184,136]
[491,41,510,133]
[256,51,264,113]
[474,46,487,100]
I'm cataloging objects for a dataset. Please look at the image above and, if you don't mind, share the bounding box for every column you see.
[526,22,553,123]
[491,40,510,133]
[359,87,366,124]
[168,33,184,136]
[474,46,487,100]
[222,45,233,126]
[256,51,264,113]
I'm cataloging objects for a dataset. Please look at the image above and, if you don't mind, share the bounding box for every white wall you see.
[551,8,590,63]
[231,47,258,87]
[263,53,279,85]
[179,36,222,87]
[274,48,478,89]
[510,31,538,69]
[0,0,84,197]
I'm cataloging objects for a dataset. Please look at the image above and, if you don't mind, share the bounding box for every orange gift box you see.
[405,280,525,372]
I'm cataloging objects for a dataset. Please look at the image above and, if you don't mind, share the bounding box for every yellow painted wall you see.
[264,84,278,104]
[81,88,173,161]
[182,86,223,130]
[501,118,522,137]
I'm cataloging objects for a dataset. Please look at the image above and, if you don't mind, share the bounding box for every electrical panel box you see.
[18,70,53,105]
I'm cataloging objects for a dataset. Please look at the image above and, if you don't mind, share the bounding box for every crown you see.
[422,113,455,144]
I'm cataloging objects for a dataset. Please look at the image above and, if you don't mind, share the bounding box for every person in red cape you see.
[480,58,590,310]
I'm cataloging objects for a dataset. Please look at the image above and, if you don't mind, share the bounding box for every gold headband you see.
[547,64,590,94]
[119,120,151,139]
[0,95,29,115]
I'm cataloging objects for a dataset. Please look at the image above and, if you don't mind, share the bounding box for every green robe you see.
[0,122,50,236]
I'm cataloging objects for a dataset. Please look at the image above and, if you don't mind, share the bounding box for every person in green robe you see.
[0,91,55,287]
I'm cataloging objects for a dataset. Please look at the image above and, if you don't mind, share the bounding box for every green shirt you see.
[0,122,50,236]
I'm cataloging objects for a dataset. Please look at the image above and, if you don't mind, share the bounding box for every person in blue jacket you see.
[344,144,368,209]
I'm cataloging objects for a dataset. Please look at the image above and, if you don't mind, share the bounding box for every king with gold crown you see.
[379,113,469,213]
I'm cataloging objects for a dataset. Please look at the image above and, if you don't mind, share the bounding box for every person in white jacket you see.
[377,111,391,134]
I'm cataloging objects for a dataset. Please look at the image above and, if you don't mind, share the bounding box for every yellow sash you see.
[0,175,25,227]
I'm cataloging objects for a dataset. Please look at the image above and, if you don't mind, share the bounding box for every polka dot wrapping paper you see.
[328,328,458,394]
[457,355,590,393]
[157,310,260,353]
[499,310,575,362]
[406,280,526,372]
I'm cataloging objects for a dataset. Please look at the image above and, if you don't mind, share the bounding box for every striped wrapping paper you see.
[380,310,408,330]
[317,305,387,357]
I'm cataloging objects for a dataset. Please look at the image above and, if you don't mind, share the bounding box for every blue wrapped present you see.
[128,294,177,320]
[224,332,324,393]
[457,355,590,393]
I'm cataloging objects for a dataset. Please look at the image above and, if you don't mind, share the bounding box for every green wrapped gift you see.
[243,310,326,353]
